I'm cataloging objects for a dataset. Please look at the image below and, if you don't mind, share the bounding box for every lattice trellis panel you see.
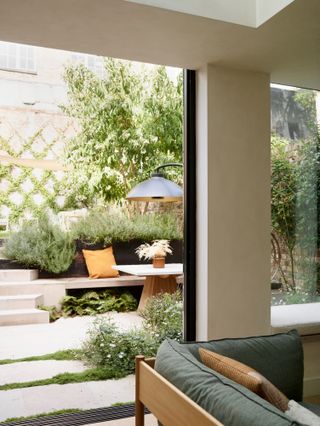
[0,121,77,225]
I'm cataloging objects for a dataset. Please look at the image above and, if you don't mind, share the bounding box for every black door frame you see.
[183,70,197,341]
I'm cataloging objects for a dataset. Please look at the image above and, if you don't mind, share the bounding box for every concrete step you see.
[0,309,49,326]
[0,294,43,310]
[0,282,46,296]
[0,269,38,282]
[0,280,48,296]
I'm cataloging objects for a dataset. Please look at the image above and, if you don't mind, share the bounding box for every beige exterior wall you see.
[197,65,271,340]
[0,46,70,85]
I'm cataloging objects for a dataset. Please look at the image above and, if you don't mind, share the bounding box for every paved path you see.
[0,312,143,359]
[0,312,143,422]
[0,360,86,385]
[0,376,135,421]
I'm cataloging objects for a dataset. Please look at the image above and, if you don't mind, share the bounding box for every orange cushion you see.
[82,247,119,279]
[199,348,289,412]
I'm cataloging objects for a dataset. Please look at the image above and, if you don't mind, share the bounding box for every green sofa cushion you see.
[186,330,304,402]
[155,335,302,426]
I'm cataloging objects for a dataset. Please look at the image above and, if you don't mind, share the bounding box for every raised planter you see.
[0,237,183,278]
[38,239,183,279]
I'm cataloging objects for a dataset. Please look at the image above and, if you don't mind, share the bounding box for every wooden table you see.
[112,263,183,311]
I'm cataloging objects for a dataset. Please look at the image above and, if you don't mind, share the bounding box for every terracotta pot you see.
[153,257,165,268]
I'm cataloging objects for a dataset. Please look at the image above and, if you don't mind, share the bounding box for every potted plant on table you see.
[135,239,172,268]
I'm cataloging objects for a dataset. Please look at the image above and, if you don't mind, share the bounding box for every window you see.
[0,41,36,73]
[71,53,104,77]
[271,85,320,306]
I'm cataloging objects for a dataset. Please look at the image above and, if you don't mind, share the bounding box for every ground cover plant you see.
[0,350,80,365]
[39,289,138,321]
[0,368,116,391]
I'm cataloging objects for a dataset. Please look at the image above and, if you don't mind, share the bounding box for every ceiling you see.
[125,0,295,28]
[0,0,319,89]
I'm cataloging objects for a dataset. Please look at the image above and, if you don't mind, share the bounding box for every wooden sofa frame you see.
[135,356,223,426]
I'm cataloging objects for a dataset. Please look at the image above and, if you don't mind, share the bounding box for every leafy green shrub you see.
[61,289,138,317]
[4,215,75,274]
[141,290,183,343]
[71,209,183,245]
[82,319,158,376]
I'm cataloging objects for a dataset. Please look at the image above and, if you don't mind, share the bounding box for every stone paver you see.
[0,375,135,421]
[0,312,143,359]
[0,360,86,385]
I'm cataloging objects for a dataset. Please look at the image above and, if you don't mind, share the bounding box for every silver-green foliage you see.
[4,215,75,274]
[71,209,183,244]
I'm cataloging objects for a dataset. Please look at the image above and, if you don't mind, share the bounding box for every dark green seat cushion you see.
[155,331,304,426]
[185,330,304,402]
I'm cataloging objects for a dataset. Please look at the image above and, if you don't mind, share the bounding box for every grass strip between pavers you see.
[0,367,128,391]
[1,409,82,424]
[0,350,81,365]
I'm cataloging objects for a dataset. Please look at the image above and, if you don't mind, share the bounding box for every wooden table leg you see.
[138,275,177,311]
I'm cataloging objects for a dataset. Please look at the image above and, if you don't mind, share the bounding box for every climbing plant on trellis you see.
[0,123,76,225]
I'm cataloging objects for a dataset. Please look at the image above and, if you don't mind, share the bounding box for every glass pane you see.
[271,86,320,305]
[0,54,6,68]
[8,43,16,56]
[20,55,27,69]
[27,57,34,70]
[7,55,16,69]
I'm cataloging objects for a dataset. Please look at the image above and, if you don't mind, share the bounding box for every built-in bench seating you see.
[63,275,146,290]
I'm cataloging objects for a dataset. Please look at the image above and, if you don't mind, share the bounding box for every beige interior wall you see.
[197,65,271,340]
[303,337,320,397]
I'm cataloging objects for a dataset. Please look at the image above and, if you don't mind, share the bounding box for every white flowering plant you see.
[141,290,183,343]
[82,318,157,376]
[81,291,183,377]
[135,239,172,260]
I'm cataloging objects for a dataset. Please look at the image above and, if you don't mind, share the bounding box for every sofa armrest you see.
[135,355,223,426]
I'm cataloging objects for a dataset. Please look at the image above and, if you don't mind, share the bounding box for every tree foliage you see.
[271,136,297,254]
[61,59,183,205]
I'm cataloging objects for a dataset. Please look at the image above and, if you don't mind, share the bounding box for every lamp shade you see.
[127,174,183,202]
